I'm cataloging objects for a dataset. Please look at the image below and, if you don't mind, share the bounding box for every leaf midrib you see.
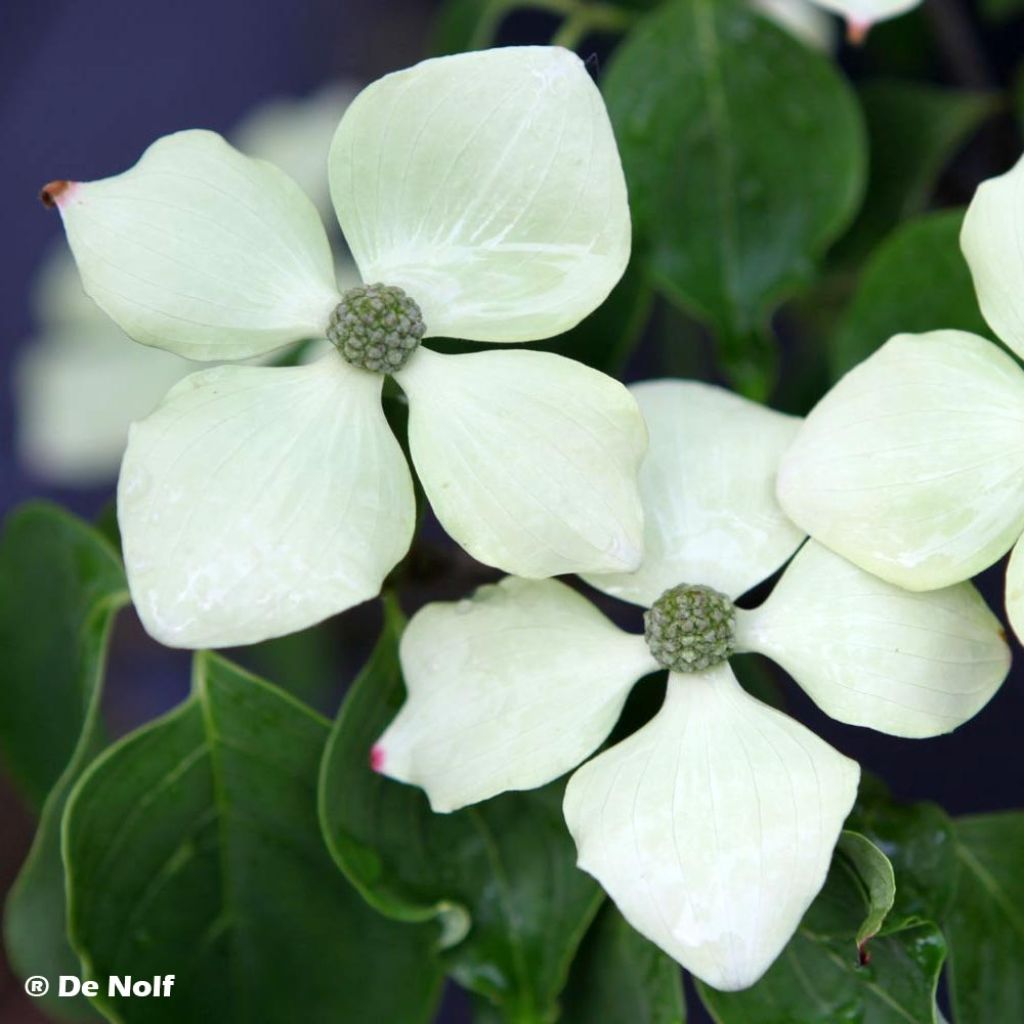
[955,841,1024,940]
[694,0,741,325]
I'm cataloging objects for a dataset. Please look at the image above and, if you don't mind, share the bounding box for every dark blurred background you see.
[2,1,1023,1022]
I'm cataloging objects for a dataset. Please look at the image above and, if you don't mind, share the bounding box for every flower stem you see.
[522,0,638,47]
[472,0,637,50]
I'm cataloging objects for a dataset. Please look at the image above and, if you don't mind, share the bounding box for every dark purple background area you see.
[1,2,1022,1023]
[0,2,475,1021]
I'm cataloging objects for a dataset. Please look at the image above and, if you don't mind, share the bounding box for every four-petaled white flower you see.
[777,150,1024,643]
[17,84,359,487]
[374,380,1009,991]
[46,47,645,649]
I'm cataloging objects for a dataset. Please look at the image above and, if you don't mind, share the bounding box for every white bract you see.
[779,151,1024,640]
[47,47,641,648]
[375,380,1009,991]
[805,0,920,41]
[17,84,358,486]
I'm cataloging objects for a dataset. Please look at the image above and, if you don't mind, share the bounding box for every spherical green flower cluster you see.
[643,583,736,673]
[327,283,426,373]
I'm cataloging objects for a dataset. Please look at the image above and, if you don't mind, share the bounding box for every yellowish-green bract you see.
[376,380,1009,992]
[49,46,645,649]
[778,150,1024,643]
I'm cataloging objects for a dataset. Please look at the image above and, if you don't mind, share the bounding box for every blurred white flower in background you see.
[232,82,361,222]
[16,252,196,486]
[807,0,921,42]
[751,0,836,50]
[15,83,359,488]
[751,0,921,49]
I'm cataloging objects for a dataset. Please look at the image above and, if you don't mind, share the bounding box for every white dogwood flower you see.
[43,47,642,649]
[374,380,1009,991]
[778,153,1024,640]
[17,84,358,487]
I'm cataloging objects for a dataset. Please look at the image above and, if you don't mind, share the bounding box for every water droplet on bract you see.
[123,464,153,500]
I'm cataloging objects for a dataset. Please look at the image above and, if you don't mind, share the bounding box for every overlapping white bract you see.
[582,382,804,606]
[49,47,643,648]
[778,331,1024,591]
[735,540,1011,737]
[564,664,858,991]
[378,576,658,812]
[377,381,1009,990]
[779,149,1024,642]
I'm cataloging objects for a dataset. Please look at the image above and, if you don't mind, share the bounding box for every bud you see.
[644,583,735,673]
[327,283,426,373]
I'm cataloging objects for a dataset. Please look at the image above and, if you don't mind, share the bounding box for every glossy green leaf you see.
[545,259,654,375]
[471,998,506,1024]
[830,209,991,377]
[773,831,894,960]
[847,776,958,928]
[0,502,127,806]
[64,653,442,1024]
[980,0,1024,21]
[841,832,895,952]
[946,812,1024,1024]
[229,621,339,708]
[835,82,997,265]
[2,505,128,1020]
[697,831,945,1023]
[604,0,865,393]
[560,906,685,1024]
[319,598,603,1021]
[730,651,786,711]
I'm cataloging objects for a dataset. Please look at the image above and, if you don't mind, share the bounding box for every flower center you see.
[327,283,426,374]
[643,583,735,674]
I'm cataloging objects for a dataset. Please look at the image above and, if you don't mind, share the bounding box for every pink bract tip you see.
[40,180,79,210]
[846,17,871,46]
[369,745,386,773]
